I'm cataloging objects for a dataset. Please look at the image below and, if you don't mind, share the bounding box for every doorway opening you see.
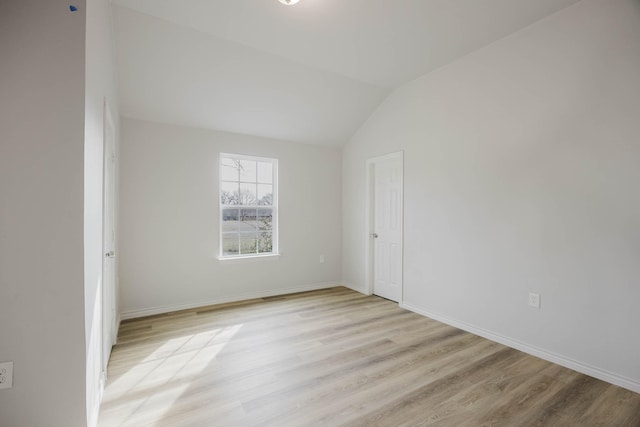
[366,151,403,303]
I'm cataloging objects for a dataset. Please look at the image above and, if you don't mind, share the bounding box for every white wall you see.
[119,119,342,317]
[0,1,88,426]
[85,0,120,425]
[343,0,640,391]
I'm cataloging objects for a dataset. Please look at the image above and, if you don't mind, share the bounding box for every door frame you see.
[101,98,117,379]
[365,151,404,301]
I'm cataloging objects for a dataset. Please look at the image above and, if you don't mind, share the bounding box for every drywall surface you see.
[84,0,120,425]
[119,119,342,315]
[0,1,88,426]
[343,0,640,388]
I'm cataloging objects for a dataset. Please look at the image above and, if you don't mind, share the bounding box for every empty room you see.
[1,0,640,426]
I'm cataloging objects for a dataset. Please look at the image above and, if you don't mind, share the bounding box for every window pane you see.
[239,160,256,182]
[257,184,272,206]
[257,209,272,231]
[239,183,257,205]
[221,182,239,205]
[221,157,239,181]
[239,209,257,232]
[220,155,276,258]
[239,233,257,255]
[257,162,273,184]
[258,232,272,253]
[222,234,239,256]
[221,208,239,232]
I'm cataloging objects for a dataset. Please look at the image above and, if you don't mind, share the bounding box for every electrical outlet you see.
[528,293,541,309]
[0,361,13,390]
[319,254,325,264]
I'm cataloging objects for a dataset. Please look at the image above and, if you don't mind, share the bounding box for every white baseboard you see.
[120,281,340,320]
[400,302,640,394]
[342,280,368,295]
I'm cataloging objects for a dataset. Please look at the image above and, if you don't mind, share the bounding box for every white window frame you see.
[218,153,278,259]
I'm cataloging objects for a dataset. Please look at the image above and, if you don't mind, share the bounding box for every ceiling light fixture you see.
[278,0,300,5]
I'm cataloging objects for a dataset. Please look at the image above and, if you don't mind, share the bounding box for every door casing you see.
[102,99,117,379]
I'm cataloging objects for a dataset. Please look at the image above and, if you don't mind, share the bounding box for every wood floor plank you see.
[256,335,501,427]
[98,287,640,427]
[577,385,640,426]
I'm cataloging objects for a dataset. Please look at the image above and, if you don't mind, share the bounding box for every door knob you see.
[371,233,378,238]
[105,251,115,258]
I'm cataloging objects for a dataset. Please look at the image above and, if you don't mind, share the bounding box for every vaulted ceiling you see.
[112,0,581,146]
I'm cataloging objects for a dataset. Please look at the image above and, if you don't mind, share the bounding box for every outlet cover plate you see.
[528,293,541,309]
[0,361,13,390]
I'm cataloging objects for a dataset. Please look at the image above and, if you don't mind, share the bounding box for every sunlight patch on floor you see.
[99,324,243,427]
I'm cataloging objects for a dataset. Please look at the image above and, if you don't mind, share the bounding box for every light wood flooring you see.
[98,287,640,426]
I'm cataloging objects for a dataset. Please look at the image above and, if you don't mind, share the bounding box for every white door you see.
[370,153,403,302]
[102,102,117,376]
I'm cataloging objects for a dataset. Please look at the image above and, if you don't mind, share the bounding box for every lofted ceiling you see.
[112,0,581,146]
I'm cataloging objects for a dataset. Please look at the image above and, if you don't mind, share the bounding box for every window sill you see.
[217,253,281,263]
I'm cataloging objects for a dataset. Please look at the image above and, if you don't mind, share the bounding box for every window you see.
[219,154,278,258]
